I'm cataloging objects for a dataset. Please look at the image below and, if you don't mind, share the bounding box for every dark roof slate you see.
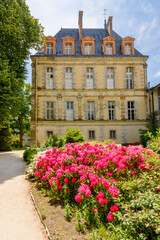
[35,28,145,57]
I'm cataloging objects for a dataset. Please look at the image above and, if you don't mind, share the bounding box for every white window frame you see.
[66,102,74,120]
[125,44,131,55]
[88,130,95,139]
[65,68,72,89]
[84,44,92,55]
[106,44,113,55]
[65,43,72,55]
[47,44,53,54]
[108,102,115,120]
[109,130,116,139]
[87,102,95,120]
[46,102,54,120]
[106,68,114,89]
[87,68,94,89]
[46,68,54,89]
[128,101,135,120]
[126,67,133,89]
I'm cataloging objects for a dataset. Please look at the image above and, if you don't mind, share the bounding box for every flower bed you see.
[33,143,160,239]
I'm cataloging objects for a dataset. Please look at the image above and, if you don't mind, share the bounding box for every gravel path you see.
[0,150,48,240]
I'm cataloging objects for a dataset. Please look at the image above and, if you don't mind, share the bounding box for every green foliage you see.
[11,137,21,148]
[57,136,65,148]
[0,125,12,151]
[23,148,38,164]
[0,0,44,147]
[139,124,158,147]
[41,134,65,149]
[65,128,85,143]
[147,129,160,153]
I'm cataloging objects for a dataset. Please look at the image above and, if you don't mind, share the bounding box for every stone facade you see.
[30,13,149,147]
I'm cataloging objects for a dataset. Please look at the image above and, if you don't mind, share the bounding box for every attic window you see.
[125,44,131,55]
[44,36,57,54]
[65,44,72,55]
[84,44,92,55]
[47,44,53,54]
[106,44,113,55]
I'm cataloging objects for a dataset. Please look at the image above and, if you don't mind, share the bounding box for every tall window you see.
[109,130,116,139]
[84,44,92,55]
[87,68,94,89]
[108,102,115,120]
[89,130,95,139]
[126,68,133,89]
[158,87,160,110]
[106,68,114,89]
[46,68,53,89]
[128,101,135,120]
[106,44,113,55]
[46,102,54,120]
[65,44,72,54]
[65,68,72,89]
[125,44,131,55]
[66,102,74,120]
[47,44,53,54]
[88,102,95,120]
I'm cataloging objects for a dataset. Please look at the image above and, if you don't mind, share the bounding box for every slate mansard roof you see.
[33,28,146,57]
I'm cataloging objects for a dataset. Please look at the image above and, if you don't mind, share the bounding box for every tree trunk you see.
[20,115,23,147]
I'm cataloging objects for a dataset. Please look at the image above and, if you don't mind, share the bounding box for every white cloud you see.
[154,71,160,78]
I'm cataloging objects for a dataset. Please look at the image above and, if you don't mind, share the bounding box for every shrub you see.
[33,143,160,239]
[11,137,21,148]
[23,148,38,164]
[65,128,85,143]
[147,129,160,154]
[41,134,65,149]
[139,124,158,147]
[41,134,58,148]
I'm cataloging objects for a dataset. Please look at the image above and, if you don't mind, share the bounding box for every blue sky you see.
[26,0,160,87]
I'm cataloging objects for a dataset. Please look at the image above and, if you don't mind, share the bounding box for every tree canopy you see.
[0,0,44,150]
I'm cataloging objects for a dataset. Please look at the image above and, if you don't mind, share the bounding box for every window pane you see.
[65,44,72,54]
[88,102,95,120]
[125,44,131,55]
[85,44,92,55]
[106,44,113,55]
[47,44,53,54]
[128,101,135,120]
[66,102,74,120]
[107,68,114,89]
[126,68,133,89]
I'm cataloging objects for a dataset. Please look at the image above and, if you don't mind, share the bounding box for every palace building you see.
[30,11,149,147]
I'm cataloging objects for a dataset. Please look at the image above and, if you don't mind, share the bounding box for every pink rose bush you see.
[33,142,160,228]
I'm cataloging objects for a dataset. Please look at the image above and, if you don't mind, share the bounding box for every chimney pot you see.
[78,11,83,41]
[107,16,113,37]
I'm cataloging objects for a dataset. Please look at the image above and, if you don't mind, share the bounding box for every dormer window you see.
[44,36,57,54]
[106,44,113,55]
[84,44,92,55]
[102,36,116,55]
[81,36,95,55]
[125,44,132,55]
[121,36,135,55]
[65,43,72,55]
[47,44,53,54]
[62,36,75,55]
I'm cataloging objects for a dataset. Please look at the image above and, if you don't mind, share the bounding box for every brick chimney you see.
[78,11,83,42]
[107,16,113,37]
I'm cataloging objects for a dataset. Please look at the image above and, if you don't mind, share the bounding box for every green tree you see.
[10,83,31,147]
[0,0,44,150]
